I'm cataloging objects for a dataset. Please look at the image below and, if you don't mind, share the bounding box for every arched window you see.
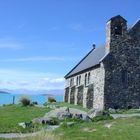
[88,72,90,84]
[79,75,81,85]
[115,24,122,35]
[70,78,74,87]
[76,76,78,86]
[85,74,87,86]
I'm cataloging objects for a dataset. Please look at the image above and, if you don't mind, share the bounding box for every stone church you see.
[64,15,140,110]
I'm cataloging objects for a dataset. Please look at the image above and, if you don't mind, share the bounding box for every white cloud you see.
[0,69,64,90]
[0,38,23,49]
[0,56,77,62]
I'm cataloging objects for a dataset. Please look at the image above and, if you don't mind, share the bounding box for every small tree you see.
[20,97,31,106]
[48,97,56,103]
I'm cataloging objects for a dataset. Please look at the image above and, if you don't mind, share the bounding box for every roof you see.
[107,15,127,22]
[65,45,108,78]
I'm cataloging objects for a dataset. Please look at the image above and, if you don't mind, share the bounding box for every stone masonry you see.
[64,15,140,110]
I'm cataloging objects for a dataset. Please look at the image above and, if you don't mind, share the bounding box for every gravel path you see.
[111,113,140,119]
[0,125,60,139]
[0,131,41,139]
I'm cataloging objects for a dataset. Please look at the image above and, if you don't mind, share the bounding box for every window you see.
[121,70,128,85]
[76,75,81,86]
[70,78,74,87]
[115,24,122,35]
[88,72,90,84]
[79,75,81,85]
[76,76,78,86]
[85,73,87,86]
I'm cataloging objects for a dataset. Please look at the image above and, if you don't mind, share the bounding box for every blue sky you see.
[0,0,139,90]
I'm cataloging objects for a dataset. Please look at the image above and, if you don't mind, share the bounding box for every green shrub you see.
[92,115,113,122]
[50,117,60,125]
[32,101,38,105]
[20,97,31,106]
[48,97,56,103]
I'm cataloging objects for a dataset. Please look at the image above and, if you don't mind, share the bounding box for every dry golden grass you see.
[10,131,60,140]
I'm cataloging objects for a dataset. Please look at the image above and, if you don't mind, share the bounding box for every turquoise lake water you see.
[0,93,63,105]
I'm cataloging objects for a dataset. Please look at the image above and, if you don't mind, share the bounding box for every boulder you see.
[88,109,103,118]
[81,114,91,122]
[108,108,116,114]
[18,122,26,128]
[33,107,89,124]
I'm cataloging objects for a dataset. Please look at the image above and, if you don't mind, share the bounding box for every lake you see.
[0,93,63,105]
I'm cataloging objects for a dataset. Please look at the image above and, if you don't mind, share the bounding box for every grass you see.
[48,102,89,112]
[0,104,50,133]
[54,116,140,140]
[1,117,140,140]
[1,131,60,140]
[1,103,140,140]
[116,109,140,114]
[0,132,60,140]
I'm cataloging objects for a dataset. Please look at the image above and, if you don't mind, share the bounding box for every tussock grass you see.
[11,131,60,140]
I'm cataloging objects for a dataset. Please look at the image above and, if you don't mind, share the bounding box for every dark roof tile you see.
[65,45,108,78]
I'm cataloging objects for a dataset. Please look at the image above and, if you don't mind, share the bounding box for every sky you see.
[0,0,139,91]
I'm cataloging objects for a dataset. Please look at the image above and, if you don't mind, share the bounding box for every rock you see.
[81,114,91,122]
[59,113,73,120]
[25,121,32,127]
[82,128,97,132]
[32,118,42,124]
[33,107,89,124]
[47,104,56,109]
[18,122,32,128]
[46,125,60,131]
[104,123,112,129]
[88,109,103,118]
[18,122,26,128]
[109,108,116,114]
[44,107,87,120]
[72,114,82,119]
[32,117,55,125]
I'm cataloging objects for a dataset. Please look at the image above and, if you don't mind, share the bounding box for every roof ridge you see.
[128,19,140,32]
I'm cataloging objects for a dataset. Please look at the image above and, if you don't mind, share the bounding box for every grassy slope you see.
[5,117,140,140]
[54,117,140,140]
[1,103,140,140]
[0,105,50,133]
[50,102,89,112]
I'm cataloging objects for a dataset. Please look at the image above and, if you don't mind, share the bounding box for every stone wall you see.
[104,30,140,109]
[77,85,84,106]
[64,66,105,110]
[70,86,75,104]
[64,16,140,110]
[64,87,69,103]
[91,64,105,110]
[86,84,94,109]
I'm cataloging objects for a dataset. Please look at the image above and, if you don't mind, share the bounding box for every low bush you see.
[32,101,38,105]
[20,97,31,106]
[48,97,56,103]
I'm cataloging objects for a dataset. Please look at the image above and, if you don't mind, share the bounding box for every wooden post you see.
[13,96,15,104]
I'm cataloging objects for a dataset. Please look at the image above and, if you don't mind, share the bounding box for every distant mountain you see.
[0,90,11,94]
[0,89,64,95]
